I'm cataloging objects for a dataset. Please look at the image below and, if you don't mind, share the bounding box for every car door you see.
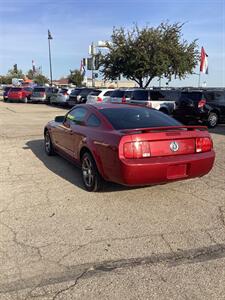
[57,107,88,159]
[69,107,88,160]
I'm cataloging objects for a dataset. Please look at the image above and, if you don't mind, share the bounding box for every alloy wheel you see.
[82,156,94,188]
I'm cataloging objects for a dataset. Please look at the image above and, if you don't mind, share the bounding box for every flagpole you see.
[198,72,201,87]
[48,30,53,86]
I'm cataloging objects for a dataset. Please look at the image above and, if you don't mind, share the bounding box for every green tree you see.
[7,68,24,79]
[27,69,35,80]
[0,75,12,84]
[33,74,49,85]
[68,69,84,86]
[100,22,199,88]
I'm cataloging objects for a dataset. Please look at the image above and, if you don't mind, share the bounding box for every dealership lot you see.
[0,102,225,299]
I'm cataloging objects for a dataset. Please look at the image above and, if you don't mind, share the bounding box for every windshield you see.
[100,107,181,130]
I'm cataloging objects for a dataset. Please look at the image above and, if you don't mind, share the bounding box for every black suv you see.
[173,89,225,128]
[67,88,95,107]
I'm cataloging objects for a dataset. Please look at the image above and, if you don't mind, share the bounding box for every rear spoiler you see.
[120,125,208,134]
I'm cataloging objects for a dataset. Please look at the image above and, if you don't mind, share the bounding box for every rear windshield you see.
[111,90,126,97]
[100,107,181,130]
[103,90,113,96]
[33,88,46,92]
[10,88,22,92]
[60,88,68,93]
[80,89,94,96]
[71,89,82,96]
[180,92,202,101]
[132,90,148,100]
[89,90,101,96]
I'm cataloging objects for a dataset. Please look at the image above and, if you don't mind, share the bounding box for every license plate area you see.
[167,164,187,179]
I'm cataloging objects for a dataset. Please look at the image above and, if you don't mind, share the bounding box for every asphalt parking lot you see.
[0,101,225,299]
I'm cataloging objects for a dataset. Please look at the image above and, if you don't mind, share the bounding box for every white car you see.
[50,88,72,106]
[86,89,114,104]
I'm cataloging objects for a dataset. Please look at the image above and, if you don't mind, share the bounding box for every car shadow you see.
[25,139,140,193]
[209,125,225,136]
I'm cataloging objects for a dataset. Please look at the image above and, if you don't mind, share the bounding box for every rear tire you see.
[207,112,218,128]
[44,130,55,156]
[81,152,102,192]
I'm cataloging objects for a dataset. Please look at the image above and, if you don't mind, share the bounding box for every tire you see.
[207,112,218,128]
[44,130,55,156]
[81,152,102,192]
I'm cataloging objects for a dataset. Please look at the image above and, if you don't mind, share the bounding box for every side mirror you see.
[54,116,65,122]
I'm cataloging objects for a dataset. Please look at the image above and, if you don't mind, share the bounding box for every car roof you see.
[85,103,144,110]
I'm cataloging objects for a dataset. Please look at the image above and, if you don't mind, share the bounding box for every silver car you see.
[86,89,114,104]
[50,88,72,106]
[29,87,47,103]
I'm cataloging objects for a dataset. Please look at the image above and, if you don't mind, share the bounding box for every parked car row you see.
[3,85,225,128]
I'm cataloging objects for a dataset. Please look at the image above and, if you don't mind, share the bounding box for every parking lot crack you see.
[52,269,89,300]
[218,206,225,227]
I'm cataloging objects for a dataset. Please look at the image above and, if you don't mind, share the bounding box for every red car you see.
[7,87,32,103]
[44,104,215,192]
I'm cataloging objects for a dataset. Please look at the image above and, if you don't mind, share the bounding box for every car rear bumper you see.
[117,151,215,186]
[29,97,46,102]
[8,98,25,102]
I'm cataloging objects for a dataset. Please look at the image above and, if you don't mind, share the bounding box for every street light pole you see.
[48,30,53,86]
[91,42,95,88]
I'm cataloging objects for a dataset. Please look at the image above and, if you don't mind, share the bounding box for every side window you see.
[66,107,87,124]
[150,91,165,101]
[87,114,101,127]
[132,90,148,100]
[104,91,112,96]
[204,92,215,101]
[214,92,225,102]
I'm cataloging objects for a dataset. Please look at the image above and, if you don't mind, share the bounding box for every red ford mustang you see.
[44,104,215,191]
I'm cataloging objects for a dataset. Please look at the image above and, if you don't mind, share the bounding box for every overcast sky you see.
[0,0,224,87]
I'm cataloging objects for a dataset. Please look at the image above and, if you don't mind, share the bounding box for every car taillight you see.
[63,92,68,95]
[122,96,126,103]
[97,97,102,102]
[146,101,152,108]
[123,141,151,159]
[198,99,206,108]
[196,137,213,153]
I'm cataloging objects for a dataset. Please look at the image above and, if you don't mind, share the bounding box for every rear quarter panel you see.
[76,125,122,182]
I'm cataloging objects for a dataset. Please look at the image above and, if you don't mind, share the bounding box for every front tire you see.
[81,152,102,192]
[44,131,55,156]
[207,112,218,128]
